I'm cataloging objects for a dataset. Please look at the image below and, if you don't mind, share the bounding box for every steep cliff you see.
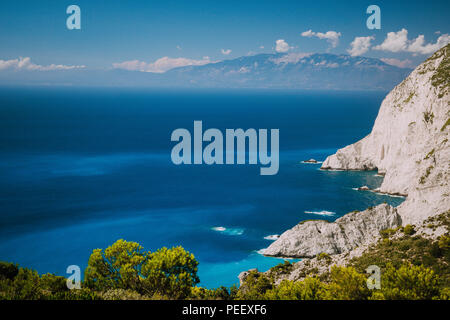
[263,45,449,258]
[321,44,449,224]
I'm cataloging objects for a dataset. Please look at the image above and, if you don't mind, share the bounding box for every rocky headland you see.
[248,44,450,284]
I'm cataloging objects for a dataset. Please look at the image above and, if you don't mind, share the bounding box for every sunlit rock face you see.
[265,45,449,258]
[322,44,450,224]
[262,204,401,258]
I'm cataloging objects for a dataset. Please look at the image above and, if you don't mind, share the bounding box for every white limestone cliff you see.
[263,45,449,258]
[262,204,401,258]
[321,45,450,224]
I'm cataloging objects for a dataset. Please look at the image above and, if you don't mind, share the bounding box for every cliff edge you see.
[263,45,449,259]
[322,44,449,225]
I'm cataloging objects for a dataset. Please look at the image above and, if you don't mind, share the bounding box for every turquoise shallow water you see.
[0,88,404,288]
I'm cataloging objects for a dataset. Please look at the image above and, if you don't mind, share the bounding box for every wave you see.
[264,234,279,241]
[256,248,297,260]
[351,186,406,199]
[300,161,323,164]
[256,248,267,255]
[371,191,406,198]
[211,226,244,236]
[304,210,336,216]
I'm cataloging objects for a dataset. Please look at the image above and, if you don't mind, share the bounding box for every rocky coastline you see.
[246,44,450,283]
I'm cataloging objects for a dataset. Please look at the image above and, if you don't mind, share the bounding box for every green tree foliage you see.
[236,270,273,300]
[0,262,19,281]
[84,239,147,291]
[39,273,69,296]
[1,236,449,300]
[84,240,199,299]
[403,224,416,235]
[325,266,371,300]
[264,277,327,300]
[141,246,199,299]
[376,263,441,300]
[190,285,238,300]
[0,267,42,300]
[237,263,447,300]
[0,263,97,300]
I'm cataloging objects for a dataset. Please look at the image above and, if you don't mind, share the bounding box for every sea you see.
[0,87,404,288]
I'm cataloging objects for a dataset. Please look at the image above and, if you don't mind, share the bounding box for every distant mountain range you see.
[0,53,412,90]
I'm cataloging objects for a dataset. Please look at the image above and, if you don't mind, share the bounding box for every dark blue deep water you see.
[0,87,404,288]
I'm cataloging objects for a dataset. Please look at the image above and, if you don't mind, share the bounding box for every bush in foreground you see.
[1,236,449,300]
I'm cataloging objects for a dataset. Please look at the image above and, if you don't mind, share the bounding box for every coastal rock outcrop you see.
[262,45,449,260]
[321,44,450,224]
[262,204,401,258]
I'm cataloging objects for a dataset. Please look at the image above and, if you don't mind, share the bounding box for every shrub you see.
[84,239,147,292]
[403,225,416,235]
[264,277,327,300]
[423,111,434,125]
[190,285,237,300]
[379,228,397,239]
[269,260,293,276]
[377,263,441,300]
[84,240,199,299]
[317,252,332,262]
[40,273,68,295]
[101,288,148,300]
[0,262,19,280]
[325,266,371,300]
[438,235,450,250]
[141,246,199,299]
[236,271,273,300]
[0,268,42,300]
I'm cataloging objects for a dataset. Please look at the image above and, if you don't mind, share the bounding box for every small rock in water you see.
[358,186,370,191]
[303,159,318,163]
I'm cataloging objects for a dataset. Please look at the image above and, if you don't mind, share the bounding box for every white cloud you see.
[0,57,85,71]
[374,29,450,55]
[301,30,341,48]
[112,56,213,73]
[408,34,450,54]
[275,39,291,53]
[221,49,232,55]
[373,29,409,53]
[271,52,311,64]
[380,58,413,68]
[347,36,375,56]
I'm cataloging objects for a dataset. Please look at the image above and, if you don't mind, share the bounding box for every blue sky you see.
[0,0,449,71]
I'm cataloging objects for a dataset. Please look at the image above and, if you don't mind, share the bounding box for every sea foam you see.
[211,226,244,236]
[304,210,336,216]
[264,234,279,241]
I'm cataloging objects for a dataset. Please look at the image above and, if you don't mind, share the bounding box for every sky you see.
[0,0,449,72]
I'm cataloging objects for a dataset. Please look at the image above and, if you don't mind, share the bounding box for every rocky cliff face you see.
[262,204,401,258]
[322,44,450,224]
[263,45,449,258]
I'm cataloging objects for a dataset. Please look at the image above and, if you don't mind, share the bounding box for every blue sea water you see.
[0,87,404,288]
